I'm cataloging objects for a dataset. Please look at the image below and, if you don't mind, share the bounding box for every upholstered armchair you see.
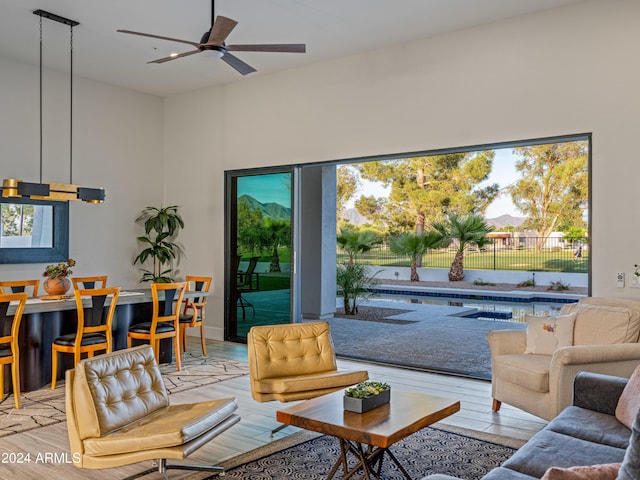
[247,321,369,403]
[488,297,640,421]
[65,344,240,476]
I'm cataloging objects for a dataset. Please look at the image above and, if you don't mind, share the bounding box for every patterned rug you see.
[187,426,522,480]
[0,352,248,438]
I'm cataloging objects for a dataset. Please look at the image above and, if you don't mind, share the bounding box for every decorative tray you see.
[39,294,74,301]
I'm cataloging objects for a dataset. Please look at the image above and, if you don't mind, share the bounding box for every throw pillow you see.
[541,464,620,480]
[618,407,640,480]
[524,313,577,355]
[616,365,640,429]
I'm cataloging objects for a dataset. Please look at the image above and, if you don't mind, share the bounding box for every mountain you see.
[238,194,291,220]
[485,214,525,230]
[342,208,368,225]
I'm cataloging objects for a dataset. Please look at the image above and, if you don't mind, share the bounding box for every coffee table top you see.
[276,389,460,448]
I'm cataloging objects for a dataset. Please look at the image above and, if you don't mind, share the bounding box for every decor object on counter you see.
[344,381,390,413]
[42,258,75,295]
[134,205,184,283]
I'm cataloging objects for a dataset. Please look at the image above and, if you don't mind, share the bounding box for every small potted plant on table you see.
[344,381,391,413]
[42,258,76,295]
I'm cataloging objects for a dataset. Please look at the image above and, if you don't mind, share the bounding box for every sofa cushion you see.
[83,397,238,456]
[254,369,368,394]
[492,353,551,393]
[615,365,640,429]
[547,406,630,450]
[618,408,640,480]
[74,345,169,438]
[524,313,576,355]
[481,467,537,480]
[540,463,620,479]
[502,429,627,479]
[562,303,640,345]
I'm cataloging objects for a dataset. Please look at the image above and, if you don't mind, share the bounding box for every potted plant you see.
[42,258,76,295]
[344,381,391,413]
[133,205,184,283]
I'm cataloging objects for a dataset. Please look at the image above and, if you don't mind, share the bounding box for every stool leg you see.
[51,349,58,390]
[11,357,20,409]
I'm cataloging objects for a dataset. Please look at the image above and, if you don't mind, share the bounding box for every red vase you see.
[43,277,71,296]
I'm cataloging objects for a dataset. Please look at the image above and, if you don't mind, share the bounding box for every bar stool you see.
[179,276,211,356]
[0,292,28,409]
[71,276,108,290]
[51,287,120,389]
[128,282,186,371]
[0,279,40,297]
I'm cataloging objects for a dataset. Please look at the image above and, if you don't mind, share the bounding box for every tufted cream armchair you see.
[489,297,640,421]
[65,344,240,476]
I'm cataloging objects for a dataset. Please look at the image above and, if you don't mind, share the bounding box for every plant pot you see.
[344,388,390,413]
[43,277,71,296]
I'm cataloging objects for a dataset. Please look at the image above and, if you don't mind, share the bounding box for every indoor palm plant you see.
[133,205,184,283]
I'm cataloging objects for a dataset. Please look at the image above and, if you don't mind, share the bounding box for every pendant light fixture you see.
[2,9,105,203]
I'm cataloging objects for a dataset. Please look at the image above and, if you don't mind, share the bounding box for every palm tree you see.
[262,218,291,272]
[337,228,379,264]
[433,214,493,281]
[389,231,445,281]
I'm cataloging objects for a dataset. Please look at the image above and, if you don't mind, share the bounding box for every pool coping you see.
[370,284,585,304]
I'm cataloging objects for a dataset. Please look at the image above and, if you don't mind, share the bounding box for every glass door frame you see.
[223,166,300,342]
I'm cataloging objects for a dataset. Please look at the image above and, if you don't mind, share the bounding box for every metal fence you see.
[337,237,588,273]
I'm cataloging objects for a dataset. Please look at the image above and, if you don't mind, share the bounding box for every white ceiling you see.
[0,0,589,97]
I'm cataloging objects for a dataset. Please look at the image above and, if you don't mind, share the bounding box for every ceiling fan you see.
[117,1,306,76]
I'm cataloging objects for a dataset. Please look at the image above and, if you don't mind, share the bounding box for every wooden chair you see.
[179,275,211,357]
[71,275,107,290]
[0,279,39,297]
[128,282,186,371]
[51,287,120,389]
[0,292,28,409]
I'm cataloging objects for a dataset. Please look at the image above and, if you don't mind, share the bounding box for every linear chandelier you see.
[2,9,105,204]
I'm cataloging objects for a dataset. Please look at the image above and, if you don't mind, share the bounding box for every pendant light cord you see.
[69,24,73,185]
[39,15,43,184]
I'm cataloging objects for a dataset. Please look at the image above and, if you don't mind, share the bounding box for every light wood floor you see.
[0,338,547,480]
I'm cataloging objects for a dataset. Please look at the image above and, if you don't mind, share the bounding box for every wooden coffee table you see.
[276,389,460,480]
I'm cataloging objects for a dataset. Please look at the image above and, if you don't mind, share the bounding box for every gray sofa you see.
[424,371,639,479]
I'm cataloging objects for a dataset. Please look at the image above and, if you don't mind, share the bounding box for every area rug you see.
[0,352,248,438]
[187,426,523,480]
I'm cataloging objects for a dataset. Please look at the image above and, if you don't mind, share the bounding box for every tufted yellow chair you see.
[247,322,368,433]
[65,345,240,476]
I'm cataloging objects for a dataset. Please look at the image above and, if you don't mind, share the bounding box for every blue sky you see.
[237,173,291,207]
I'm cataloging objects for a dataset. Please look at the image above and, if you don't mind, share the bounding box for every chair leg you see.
[11,358,20,409]
[173,335,181,371]
[199,323,207,356]
[270,423,289,437]
[0,364,4,404]
[492,399,502,412]
[51,349,58,390]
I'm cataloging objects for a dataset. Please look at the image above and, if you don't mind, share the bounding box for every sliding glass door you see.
[224,168,297,342]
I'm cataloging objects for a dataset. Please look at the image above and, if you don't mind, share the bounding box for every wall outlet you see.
[631,274,640,288]
[617,272,625,288]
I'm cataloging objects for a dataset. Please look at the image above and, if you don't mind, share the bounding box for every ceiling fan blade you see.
[226,44,306,53]
[220,52,256,76]
[117,29,200,48]
[206,16,238,46]
[147,50,202,64]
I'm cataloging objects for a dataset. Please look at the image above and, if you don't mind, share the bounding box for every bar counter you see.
[4,289,205,393]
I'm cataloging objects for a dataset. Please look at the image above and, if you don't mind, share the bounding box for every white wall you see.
[163,0,640,340]
[0,56,164,288]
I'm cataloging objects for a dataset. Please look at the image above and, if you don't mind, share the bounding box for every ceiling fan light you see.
[202,49,224,59]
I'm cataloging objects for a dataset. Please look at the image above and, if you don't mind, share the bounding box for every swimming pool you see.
[370,287,582,323]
